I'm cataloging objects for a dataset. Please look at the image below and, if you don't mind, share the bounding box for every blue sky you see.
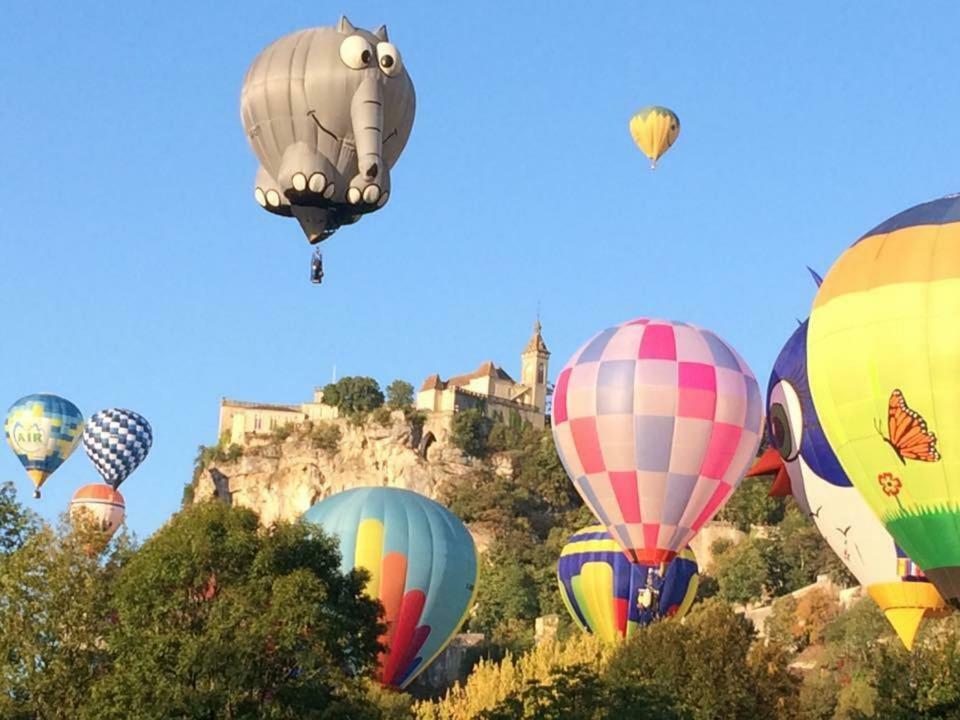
[1,2,958,537]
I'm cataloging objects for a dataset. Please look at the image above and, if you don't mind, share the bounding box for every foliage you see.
[450,408,493,458]
[372,406,394,426]
[0,480,38,555]
[272,422,294,442]
[386,379,415,410]
[765,595,800,651]
[714,536,786,604]
[310,421,342,456]
[443,425,591,650]
[793,588,840,648]
[606,599,800,720]
[192,430,243,484]
[0,515,132,720]
[414,634,612,720]
[85,502,385,719]
[320,376,385,418]
[715,476,786,531]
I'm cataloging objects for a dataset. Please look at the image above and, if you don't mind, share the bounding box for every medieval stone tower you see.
[521,320,550,414]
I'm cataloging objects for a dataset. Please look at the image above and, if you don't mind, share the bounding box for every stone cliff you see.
[190,410,484,528]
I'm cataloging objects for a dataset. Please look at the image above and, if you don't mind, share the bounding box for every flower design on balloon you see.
[878,472,902,497]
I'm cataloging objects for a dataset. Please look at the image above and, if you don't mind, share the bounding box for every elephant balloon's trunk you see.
[351,77,384,182]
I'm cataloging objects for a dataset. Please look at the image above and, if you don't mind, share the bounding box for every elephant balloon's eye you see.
[340,35,375,70]
[377,42,402,77]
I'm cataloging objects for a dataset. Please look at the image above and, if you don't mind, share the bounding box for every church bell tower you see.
[521,320,550,413]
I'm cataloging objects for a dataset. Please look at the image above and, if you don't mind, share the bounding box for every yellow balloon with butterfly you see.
[808,193,960,609]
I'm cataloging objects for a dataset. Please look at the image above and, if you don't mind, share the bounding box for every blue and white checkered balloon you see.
[82,408,153,489]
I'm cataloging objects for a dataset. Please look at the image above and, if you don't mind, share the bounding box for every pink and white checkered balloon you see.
[551,319,764,564]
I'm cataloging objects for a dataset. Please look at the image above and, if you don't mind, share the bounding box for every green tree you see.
[385,379,414,410]
[714,536,786,604]
[0,481,38,554]
[321,376,385,417]
[451,407,493,458]
[606,598,798,720]
[0,519,129,720]
[86,502,384,720]
[716,476,786,531]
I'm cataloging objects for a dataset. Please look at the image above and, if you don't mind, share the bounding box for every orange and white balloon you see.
[69,483,125,539]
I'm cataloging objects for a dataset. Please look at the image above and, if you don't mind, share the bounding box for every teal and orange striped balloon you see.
[557,524,699,642]
[303,487,477,688]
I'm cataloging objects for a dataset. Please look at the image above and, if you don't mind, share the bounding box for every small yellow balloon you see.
[629,106,680,169]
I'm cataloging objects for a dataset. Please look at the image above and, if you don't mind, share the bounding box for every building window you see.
[254,415,261,431]
[537,364,544,384]
[270,418,277,430]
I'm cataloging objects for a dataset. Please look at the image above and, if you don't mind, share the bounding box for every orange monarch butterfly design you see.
[875,389,941,464]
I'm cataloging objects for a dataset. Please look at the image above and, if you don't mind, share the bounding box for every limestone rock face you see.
[192,412,478,526]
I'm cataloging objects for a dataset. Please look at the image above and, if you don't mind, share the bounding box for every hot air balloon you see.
[69,483,125,541]
[557,524,698,642]
[5,393,84,498]
[82,409,153,490]
[629,106,680,169]
[807,193,960,608]
[302,487,477,689]
[241,16,416,281]
[748,321,947,649]
[552,319,763,565]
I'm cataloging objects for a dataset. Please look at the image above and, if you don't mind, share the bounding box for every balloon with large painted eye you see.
[302,487,477,689]
[552,319,764,565]
[82,409,153,490]
[808,193,960,609]
[629,106,680,169]
[69,483,125,541]
[241,15,416,279]
[557,524,698,642]
[747,320,947,650]
[5,393,84,499]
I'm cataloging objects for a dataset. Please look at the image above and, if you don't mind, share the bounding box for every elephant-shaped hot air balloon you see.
[747,320,946,649]
[808,193,960,608]
[82,409,153,490]
[629,106,680,169]
[557,524,698,642]
[5,393,84,498]
[240,16,416,257]
[302,487,477,689]
[69,483,125,541]
[552,319,763,565]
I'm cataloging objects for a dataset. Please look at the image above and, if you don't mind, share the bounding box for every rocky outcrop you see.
[191,411,481,526]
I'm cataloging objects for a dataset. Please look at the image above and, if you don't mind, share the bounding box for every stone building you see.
[218,389,340,445]
[415,321,550,429]
[217,322,550,445]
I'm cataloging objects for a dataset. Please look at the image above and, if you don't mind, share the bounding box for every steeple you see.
[521,319,550,413]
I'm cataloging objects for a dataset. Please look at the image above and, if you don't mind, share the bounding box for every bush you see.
[371,406,393,427]
[311,422,342,456]
[451,408,493,458]
[271,423,294,442]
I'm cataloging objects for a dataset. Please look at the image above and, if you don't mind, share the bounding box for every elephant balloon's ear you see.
[373,24,389,41]
[338,16,356,34]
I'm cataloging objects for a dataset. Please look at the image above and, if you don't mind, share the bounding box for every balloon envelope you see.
[808,193,960,607]
[629,106,680,168]
[5,393,84,496]
[552,319,763,564]
[82,409,153,489]
[302,487,477,689]
[750,321,946,649]
[69,483,125,540]
[557,524,698,642]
